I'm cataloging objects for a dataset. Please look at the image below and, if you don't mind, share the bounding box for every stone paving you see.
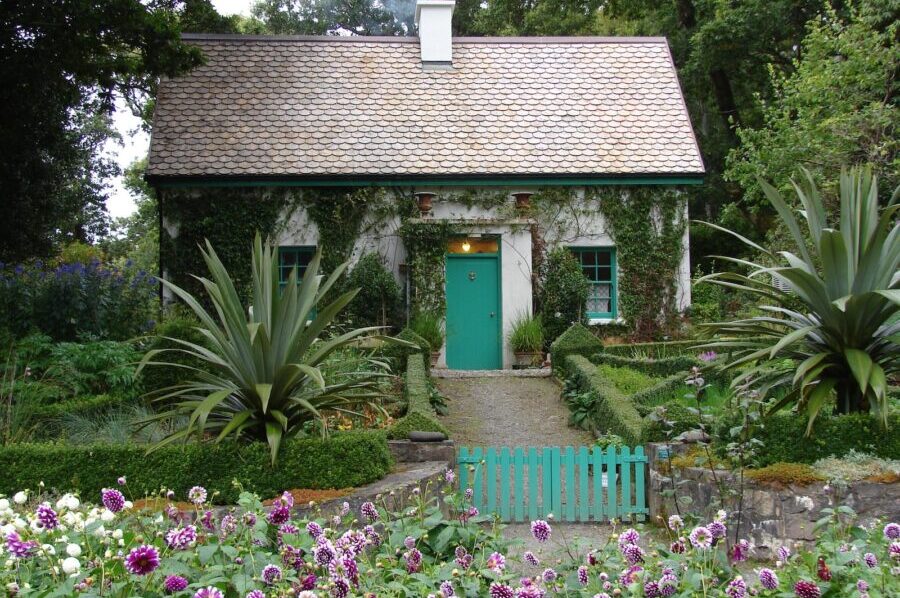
[435,375,593,448]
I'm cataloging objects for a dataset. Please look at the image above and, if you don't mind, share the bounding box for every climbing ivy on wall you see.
[398,220,455,316]
[160,187,288,300]
[594,186,687,340]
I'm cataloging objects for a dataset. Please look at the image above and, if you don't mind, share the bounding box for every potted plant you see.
[508,313,544,368]
[410,311,444,366]
[414,191,436,216]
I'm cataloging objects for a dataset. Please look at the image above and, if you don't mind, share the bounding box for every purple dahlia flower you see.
[890,541,900,560]
[187,486,207,505]
[261,564,282,585]
[541,568,557,583]
[5,532,37,559]
[165,525,198,550]
[439,580,454,597]
[530,519,551,543]
[622,543,645,565]
[884,522,900,540]
[125,545,160,576]
[489,583,514,598]
[725,576,746,598]
[689,526,712,549]
[708,520,726,539]
[101,488,126,513]
[793,580,821,598]
[360,501,378,522]
[193,587,224,598]
[164,575,189,593]
[864,552,877,568]
[523,551,540,566]
[486,551,506,572]
[618,528,640,546]
[658,572,678,596]
[643,580,661,598]
[758,568,779,590]
[577,565,589,586]
[35,503,59,530]
[306,521,323,538]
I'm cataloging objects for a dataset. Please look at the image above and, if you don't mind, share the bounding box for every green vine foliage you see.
[160,188,287,300]
[595,186,687,340]
[345,252,402,330]
[539,247,589,344]
[398,220,455,317]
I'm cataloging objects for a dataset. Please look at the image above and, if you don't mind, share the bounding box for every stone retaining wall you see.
[647,443,900,556]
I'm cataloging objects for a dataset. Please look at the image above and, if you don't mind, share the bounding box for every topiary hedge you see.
[550,324,603,377]
[387,353,448,440]
[592,352,698,378]
[563,355,642,445]
[381,327,430,374]
[0,430,392,504]
[713,412,900,467]
[603,339,700,358]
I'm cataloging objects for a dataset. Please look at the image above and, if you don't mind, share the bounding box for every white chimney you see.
[415,0,455,66]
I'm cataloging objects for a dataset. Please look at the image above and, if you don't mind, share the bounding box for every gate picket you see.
[457,445,647,523]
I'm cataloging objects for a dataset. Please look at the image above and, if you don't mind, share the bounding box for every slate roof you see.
[147,35,704,180]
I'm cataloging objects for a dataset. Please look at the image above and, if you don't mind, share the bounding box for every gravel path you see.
[435,376,593,448]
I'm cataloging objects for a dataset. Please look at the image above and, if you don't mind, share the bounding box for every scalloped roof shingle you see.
[147,35,704,179]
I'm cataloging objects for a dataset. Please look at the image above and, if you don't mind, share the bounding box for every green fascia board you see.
[150,175,704,189]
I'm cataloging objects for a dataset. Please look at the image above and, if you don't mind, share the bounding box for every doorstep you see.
[431,368,552,379]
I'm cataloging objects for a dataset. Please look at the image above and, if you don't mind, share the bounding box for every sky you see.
[105,0,256,219]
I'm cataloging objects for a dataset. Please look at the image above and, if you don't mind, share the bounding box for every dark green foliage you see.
[0,260,157,342]
[387,354,448,440]
[689,269,729,324]
[549,323,603,376]
[159,188,287,301]
[345,253,402,330]
[0,0,206,261]
[630,376,693,412]
[0,431,392,504]
[381,328,429,374]
[539,248,588,344]
[29,395,139,439]
[593,353,698,378]
[252,0,414,35]
[714,413,900,467]
[561,379,598,431]
[603,340,701,358]
[139,311,210,393]
[596,364,660,395]
[642,402,701,442]
[595,187,686,340]
[409,312,443,352]
[563,355,643,445]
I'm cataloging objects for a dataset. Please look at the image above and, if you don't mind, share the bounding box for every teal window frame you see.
[278,246,316,288]
[570,247,617,319]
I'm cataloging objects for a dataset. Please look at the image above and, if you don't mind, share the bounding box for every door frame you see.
[445,244,503,369]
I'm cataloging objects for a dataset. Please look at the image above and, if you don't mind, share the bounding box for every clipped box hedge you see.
[564,355,643,445]
[387,353,448,440]
[591,352,698,378]
[714,412,900,467]
[0,430,392,504]
[550,324,604,376]
[603,339,700,358]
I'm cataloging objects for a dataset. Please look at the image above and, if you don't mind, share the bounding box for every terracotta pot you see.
[430,351,440,367]
[512,192,533,212]
[415,192,436,215]
[513,351,542,368]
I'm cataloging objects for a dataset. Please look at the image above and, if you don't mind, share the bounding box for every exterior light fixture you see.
[461,240,471,253]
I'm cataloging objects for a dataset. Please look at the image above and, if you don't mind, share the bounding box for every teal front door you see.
[445,255,501,369]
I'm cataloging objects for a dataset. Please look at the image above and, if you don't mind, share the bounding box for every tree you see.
[103,158,160,274]
[251,0,416,35]
[726,2,900,216]
[0,0,205,262]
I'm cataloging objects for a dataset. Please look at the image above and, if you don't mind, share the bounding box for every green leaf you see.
[844,348,873,396]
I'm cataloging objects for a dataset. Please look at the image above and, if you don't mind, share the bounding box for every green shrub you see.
[381,327,429,374]
[139,311,211,393]
[550,323,603,377]
[745,462,825,486]
[564,355,642,445]
[689,268,728,324]
[345,253,402,330]
[44,341,141,396]
[409,312,443,352]
[508,312,544,353]
[539,247,588,344]
[0,430,392,504]
[642,401,704,442]
[387,354,448,440]
[631,375,693,411]
[714,412,900,467]
[596,363,659,395]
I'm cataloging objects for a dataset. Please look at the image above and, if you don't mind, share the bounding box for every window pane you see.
[587,283,611,314]
[281,252,296,266]
[597,251,611,266]
[598,266,612,282]
[581,251,596,266]
[582,266,598,281]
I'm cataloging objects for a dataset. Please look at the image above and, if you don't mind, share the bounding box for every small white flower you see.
[0,499,10,511]
[66,544,81,558]
[104,549,112,559]
[13,492,27,505]
[29,519,44,533]
[61,557,80,575]
[94,525,106,538]
[41,544,55,556]
[118,539,124,546]
[112,529,122,539]
[100,509,115,522]
[716,509,727,522]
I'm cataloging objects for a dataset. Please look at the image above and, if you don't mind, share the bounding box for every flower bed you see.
[0,431,391,504]
[1,472,898,596]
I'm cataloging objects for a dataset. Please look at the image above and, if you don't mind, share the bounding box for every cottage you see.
[146,0,704,370]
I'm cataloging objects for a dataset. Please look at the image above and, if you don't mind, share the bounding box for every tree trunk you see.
[709,68,742,135]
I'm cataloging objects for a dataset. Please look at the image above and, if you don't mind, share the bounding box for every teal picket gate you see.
[457,446,648,523]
